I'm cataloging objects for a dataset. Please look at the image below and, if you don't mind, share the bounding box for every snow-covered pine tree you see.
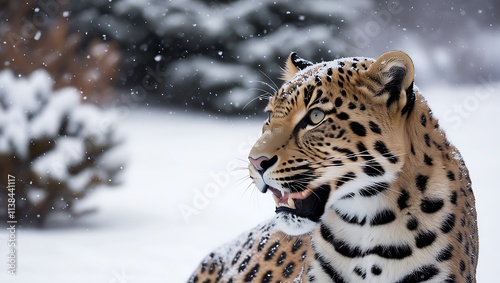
[69,0,371,115]
[0,0,121,104]
[0,70,125,226]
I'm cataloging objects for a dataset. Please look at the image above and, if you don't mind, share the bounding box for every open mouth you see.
[266,185,331,222]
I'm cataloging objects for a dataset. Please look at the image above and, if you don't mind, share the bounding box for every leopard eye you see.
[308,109,325,125]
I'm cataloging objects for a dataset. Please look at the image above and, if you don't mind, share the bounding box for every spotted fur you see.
[188,51,478,282]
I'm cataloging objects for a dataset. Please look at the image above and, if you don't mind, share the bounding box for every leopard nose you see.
[249,155,278,174]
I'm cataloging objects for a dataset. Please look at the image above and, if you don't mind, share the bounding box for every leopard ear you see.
[281,52,313,81]
[366,51,415,115]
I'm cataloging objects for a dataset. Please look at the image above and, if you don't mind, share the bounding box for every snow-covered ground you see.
[0,83,498,282]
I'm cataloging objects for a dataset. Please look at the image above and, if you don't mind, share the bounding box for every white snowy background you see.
[1,0,499,282]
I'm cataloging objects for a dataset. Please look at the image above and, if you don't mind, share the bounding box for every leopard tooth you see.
[287,196,296,209]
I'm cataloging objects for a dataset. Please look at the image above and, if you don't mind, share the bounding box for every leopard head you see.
[248,51,416,235]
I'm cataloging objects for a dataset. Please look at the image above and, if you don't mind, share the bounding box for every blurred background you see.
[0,0,498,282]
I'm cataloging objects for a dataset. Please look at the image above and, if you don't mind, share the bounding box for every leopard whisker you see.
[256,69,279,93]
[233,166,250,172]
[235,175,252,187]
[241,89,273,109]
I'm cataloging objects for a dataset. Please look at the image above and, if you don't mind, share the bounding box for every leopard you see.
[188,51,478,283]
